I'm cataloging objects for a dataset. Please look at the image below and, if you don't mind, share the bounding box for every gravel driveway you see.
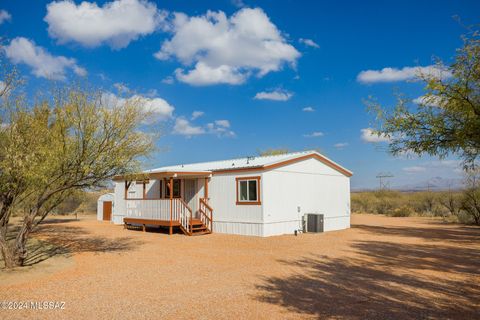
[1,214,479,319]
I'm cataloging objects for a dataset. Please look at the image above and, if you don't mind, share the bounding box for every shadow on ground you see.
[255,222,480,319]
[354,223,480,244]
[2,219,143,267]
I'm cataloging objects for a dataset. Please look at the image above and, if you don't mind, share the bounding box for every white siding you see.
[113,181,126,224]
[262,158,350,236]
[109,157,350,236]
[208,172,264,236]
[145,179,161,198]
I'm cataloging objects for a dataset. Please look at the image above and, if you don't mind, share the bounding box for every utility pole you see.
[376,172,394,190]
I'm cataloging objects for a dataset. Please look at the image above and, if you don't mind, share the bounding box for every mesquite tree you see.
[0,86,154,268]
[368,30,480,166]
[367,30,480,224]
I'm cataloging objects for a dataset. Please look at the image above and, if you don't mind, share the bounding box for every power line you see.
[376,172,394,190]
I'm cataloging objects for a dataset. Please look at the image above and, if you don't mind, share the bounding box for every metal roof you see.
[145,150,352,176]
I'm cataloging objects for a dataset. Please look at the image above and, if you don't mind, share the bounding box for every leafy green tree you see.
[368,30,480,166]
[0,85,154,268]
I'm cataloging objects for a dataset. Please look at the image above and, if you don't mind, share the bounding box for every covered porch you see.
[123,171,213,236]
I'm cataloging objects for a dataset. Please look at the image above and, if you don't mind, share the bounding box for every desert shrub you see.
[51,190,111,216]
[391,205,416,217]
[76,190,112,215]
[459,170,480,225]
[352,190,462,217]
[437,191,462,216]
[352,177,480,225]
[458,211,476,224]
[53,191,86,215]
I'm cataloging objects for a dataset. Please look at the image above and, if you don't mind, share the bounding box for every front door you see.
[103,201,112,221]
[184,179,197,216]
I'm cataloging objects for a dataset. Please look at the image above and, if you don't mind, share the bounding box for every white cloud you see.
[113,82,130,93]
[254,89,293,101]
[173,117,235,137]
[173,117,205,136]
[175,63,246,86]
[403,166,426,174]
[145,88,158,98]
[299,38,319,48]
[424,160,462,168]
[231,0,246,8]
[0,10,11,24]
[360,128,390,143]
[215,119,230,128]
[413,95,444,108]
[45,0,166,49]
[161,76,175,84]
[207,122,236,137]
[334,142,349,149]
[302,106,315,112]
[402,160,463,176]
[357,65,451,84]
[101,92,174,121]
[156,8,300,85]
[3,37,86,80]
[136,96,174,120]
[303,131,324,138]
[191,111,204,120]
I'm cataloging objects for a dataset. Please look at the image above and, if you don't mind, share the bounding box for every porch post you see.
[204,177,209,199]
[169,177,173,235]
[124,180,132,199]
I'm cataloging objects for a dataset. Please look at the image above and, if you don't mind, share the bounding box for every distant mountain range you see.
[393,176,463,191]
[353,176,464,192]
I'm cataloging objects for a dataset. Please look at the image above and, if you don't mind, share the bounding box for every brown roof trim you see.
[264,153,353,177]
[212,153,352,177]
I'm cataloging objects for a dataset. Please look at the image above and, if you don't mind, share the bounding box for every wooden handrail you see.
[200,198,213,212]
[177,198,193,235]
[178,198,193,214]
[199,198,213,233]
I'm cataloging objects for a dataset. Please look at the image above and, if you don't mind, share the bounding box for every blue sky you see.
[1,0,479,189]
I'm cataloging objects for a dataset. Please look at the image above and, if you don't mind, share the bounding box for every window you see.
[236,176,261,205]
[165,179,181,198]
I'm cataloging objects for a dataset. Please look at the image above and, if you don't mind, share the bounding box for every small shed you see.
[97,193,115,222]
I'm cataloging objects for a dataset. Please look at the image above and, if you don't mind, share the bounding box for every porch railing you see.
[199,198,213,232]
[126,199,171,220]
[125,198,193,235]
[176,198,193,235]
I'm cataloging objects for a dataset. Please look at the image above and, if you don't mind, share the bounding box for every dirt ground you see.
[1,214,479,320]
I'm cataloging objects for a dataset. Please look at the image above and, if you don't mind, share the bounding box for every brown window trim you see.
[159,180,163,199]
[235,176,261,205]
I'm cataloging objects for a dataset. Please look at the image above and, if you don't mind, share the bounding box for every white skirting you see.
[214,216,350,237]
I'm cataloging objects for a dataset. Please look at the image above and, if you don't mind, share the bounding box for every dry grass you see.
[351,190,474,221]
[1,214,479,319]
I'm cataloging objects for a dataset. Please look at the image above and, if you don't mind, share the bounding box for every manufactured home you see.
[104,151,352,237]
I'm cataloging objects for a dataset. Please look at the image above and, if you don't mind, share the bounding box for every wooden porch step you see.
[190,219,203,225]
[190,230,211,236]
